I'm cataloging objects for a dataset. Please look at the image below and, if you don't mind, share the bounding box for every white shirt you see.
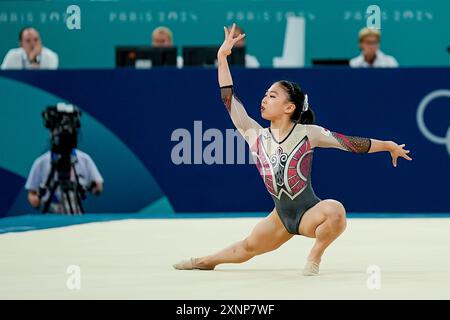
[25,149,103,213]
[1,47,59,70]
[349,50,398,68]
[25,149,103,192]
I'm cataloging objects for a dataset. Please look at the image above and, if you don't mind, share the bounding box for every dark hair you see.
[18,26,33,41]
[276,80,315,124]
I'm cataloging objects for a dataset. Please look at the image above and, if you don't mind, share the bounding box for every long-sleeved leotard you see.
[221,85,263,145]
[221,86,371,234]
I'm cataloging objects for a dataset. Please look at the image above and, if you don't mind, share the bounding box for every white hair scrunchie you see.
[302,94,309,112]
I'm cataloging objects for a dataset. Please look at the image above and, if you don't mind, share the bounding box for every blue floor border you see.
[1,212,450,234]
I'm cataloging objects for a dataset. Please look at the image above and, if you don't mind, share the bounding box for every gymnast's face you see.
[260,83,296,121]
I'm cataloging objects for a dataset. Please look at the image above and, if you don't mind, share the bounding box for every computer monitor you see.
[312,58,350,67]
[182,46,246,67]
[115,46,177,68]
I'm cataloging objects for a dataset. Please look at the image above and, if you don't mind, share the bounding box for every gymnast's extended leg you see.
[173,209,294,270]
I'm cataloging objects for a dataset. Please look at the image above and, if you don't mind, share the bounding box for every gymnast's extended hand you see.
[218,23,245,58]
[385,141,412,167]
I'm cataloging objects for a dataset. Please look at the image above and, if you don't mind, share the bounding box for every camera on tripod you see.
[43,103,81,154]
[39,103,87,214]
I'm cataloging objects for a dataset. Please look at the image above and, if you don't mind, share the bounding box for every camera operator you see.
[25,103,103,214]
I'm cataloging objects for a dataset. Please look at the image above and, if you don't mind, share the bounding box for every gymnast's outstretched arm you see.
[217,23,262,145]
[304,124,412,167]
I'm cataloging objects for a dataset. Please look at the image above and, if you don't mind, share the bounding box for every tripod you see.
[41,151,85,214]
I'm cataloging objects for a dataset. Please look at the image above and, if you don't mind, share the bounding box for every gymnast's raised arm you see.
[304,124,412,167]
[217,23,262,145]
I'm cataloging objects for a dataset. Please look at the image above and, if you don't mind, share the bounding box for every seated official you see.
[1,27,59,70]
[350,28,398,68]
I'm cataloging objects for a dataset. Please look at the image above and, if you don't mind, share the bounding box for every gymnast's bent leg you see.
[298,199,347,275]
[173,209,294,270]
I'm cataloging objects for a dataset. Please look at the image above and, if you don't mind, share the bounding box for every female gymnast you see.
[174,24,412,275]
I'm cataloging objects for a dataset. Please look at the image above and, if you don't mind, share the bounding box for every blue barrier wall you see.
[0,68,449,216]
